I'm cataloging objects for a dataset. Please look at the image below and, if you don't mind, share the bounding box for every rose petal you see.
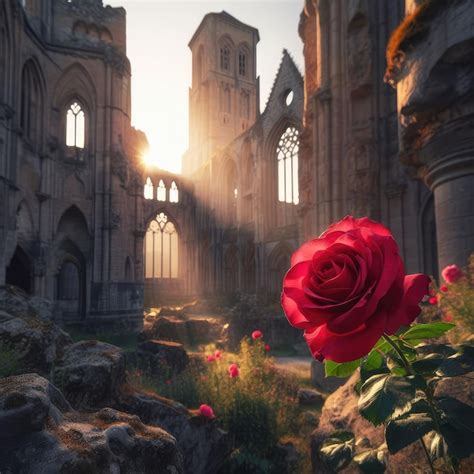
[385,273,431,334]
[304,310,388,363]
[281,292,315,329]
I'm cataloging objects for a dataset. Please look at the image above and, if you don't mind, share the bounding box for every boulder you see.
[118,389,233,474]
[53,339,232,473]
[54,340,126,410]
[310,360,348,393]
[297,388,325,406]
[0,310,72,378]
[0,373,184,474]
[136,340,189,375]
[0,285,54,321]
[144,316,224,346]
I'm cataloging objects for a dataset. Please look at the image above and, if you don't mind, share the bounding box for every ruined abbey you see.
[1,0,473,326]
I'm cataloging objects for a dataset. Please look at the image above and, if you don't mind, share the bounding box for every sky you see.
[106,0,304,173]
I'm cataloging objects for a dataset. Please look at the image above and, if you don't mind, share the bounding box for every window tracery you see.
[144,212,179,279]
[277,126,299,205]
[66,102,85,149]
[157,179,166,201]
[144,177,154,199]
[170,181,179,203]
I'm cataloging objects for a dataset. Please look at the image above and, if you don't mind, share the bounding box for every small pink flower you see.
[252,330,263,340]
[442,264,464,284]
[228,363,240,378]
[214,350,222,359]
[199,404,215,419]
[443,312,453,322]
[440,285,448,292]
[264,344,271,352]
[428,296,438,305]
[206,354,216,363]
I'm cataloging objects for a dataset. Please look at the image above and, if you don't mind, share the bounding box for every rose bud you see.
[199,404,215,419]
[252,330,263,340]
[441,264,464,284]
[228,363,240,378]
[281,216,430,363]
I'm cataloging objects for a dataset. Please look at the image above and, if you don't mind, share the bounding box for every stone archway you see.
[6,245,32,293]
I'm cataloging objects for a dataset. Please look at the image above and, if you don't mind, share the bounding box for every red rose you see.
[428,296,438,305]
[441,264,464,284]
[228,363,240,378]
[251,330,263,340]
[199,404,215,419]
[281,216,430,363]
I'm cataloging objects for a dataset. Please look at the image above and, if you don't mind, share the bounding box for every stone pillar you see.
[388,0,474,274]
[422,118,474,270]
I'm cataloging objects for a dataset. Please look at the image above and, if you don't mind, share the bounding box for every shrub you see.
[129,334,302,467]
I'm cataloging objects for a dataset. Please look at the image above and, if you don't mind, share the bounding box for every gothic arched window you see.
[169,181,179,203]
[238,50,247,77]
[21,61,43,145]
[277,126,299,205]
[57,261,80,300]
[144,212,179,279]
[144,177,154,199]
[157,179,166,201]
[220,45,230,71]
[66,102,85,148]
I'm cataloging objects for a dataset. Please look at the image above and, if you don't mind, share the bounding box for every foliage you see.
[129,336,305,470]
[320,320,474,472]
[424,256,474,341]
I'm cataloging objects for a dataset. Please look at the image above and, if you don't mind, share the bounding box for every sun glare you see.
[141,141,183,174]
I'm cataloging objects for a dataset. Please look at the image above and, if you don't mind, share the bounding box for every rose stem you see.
[382,334,436,474]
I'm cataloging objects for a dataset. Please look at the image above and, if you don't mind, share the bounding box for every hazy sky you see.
[106,0,304,173]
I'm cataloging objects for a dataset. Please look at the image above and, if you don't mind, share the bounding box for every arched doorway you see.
[6,246,32,293]
[57,259,82,318]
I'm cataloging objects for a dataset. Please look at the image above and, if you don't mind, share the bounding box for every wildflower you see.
[443,312,453,322]
[199,404,215,419]
[206,354,216,362]
[442,264,464,284]
[252,330,263,340]
[428,296,438,305]
[228,363,240,378]
[264,344,271,352]
[440,285,448,292]
[214,349,222,359]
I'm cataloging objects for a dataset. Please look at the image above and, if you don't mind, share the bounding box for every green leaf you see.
[416,343,457,358]
[358,374,416,426]
[436,396,474,460]
[319,431,355,472]
[363,350,384,371]
[436,353,474,377]
[325,359,361,378]
[411,354,443,375]
[353,448,386,474]
[400,323,455,345]
[385,399,435,454]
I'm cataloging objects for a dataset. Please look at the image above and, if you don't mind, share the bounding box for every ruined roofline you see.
[262,49,303,117]
[188,10,260,48]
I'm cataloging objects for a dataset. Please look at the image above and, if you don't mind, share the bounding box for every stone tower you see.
[183,11,260,176]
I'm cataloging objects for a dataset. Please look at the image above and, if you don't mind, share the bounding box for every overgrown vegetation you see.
[129,336,315,473]
[385,0,450,83]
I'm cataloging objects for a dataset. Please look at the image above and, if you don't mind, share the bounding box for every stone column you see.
[422,117,474,270]
[388,0,474,273]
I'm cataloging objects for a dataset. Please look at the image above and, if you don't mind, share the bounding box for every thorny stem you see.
[419,437,436,474]
[382,334,413,374]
